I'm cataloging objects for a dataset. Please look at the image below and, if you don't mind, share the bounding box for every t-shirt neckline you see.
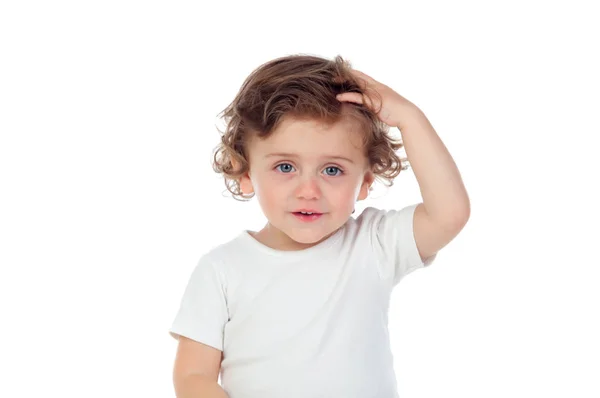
[238,226,344,260]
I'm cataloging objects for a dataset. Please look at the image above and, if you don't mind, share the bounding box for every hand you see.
[336,69,419,129]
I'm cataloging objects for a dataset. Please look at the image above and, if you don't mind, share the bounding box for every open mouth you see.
[292,211,323,222]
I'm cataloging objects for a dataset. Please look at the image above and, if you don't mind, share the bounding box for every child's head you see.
[213,54,406,248]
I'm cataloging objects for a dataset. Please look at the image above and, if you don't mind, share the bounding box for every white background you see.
[1,0,599,397]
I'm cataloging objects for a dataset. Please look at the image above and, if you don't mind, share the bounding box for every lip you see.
[292,211,324,222]
[293,209,322,214]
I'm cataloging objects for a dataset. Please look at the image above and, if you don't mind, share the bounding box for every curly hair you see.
[212,54,408,200]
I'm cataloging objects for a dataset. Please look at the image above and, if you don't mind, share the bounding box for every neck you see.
[252,223,327,251]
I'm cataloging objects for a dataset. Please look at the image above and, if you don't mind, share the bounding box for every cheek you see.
[326,181,360,207]
[254,175,285,208]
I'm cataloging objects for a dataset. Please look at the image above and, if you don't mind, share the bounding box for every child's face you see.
[240,115,374,250]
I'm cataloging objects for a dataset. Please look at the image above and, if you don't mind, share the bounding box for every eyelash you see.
[275,163,344,176]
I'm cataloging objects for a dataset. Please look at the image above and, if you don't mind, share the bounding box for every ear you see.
[231,157,254,195]
[239,173,254,195]
[357,171,374,201]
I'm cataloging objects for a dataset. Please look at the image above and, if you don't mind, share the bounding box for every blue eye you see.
[323,166,343,176]
[276,163,295,173]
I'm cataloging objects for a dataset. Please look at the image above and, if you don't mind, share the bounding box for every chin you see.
[286,228,333,246]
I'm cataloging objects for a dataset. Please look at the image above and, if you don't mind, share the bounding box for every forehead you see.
[249,116,367,161]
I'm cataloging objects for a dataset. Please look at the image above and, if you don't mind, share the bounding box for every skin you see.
[238,115,375,251]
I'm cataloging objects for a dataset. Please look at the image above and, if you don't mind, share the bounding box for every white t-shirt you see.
[169,204,437,398]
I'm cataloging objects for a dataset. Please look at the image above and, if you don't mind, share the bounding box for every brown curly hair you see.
[212,54,408,200]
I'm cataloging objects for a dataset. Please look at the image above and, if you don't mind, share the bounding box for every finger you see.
[351,69,372,79]
[336,92,363,104]
[341,70,369,90]
[337,92,378,110]
[350,69,377,85]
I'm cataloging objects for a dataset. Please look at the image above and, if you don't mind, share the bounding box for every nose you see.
[294,175,321,200]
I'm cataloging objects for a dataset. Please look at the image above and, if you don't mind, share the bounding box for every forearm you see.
[397,106,470,226]
[174,374,229,398]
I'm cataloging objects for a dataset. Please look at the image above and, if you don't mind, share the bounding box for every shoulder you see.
[348,204,421,254]
[183,234,249,293]
[353,204,419,229]
[354,206,387,223]
[336,206,389,248]
[355,204,417,220]
[197,233,248,268]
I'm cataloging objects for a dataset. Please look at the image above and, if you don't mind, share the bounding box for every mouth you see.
[292,210,324,222]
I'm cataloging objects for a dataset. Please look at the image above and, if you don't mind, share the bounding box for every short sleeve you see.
[169,256,229,351]
[361,204,437,286]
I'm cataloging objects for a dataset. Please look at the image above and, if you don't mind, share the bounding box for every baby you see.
[169,54,470,398]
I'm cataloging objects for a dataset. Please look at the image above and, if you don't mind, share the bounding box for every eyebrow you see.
[264,152,355,164]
